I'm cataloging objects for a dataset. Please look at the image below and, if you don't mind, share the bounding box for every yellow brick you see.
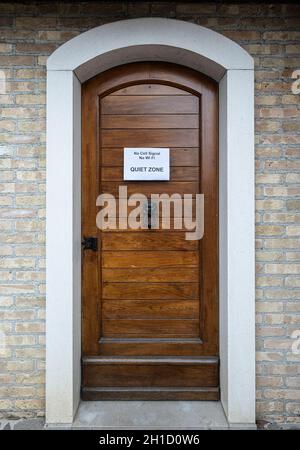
[15,183,37,193]
[15,220,45,231]
[16,94,45,105]
[7,386,36,397]
[0,285,35,295]
[264,390,300,400]
[286,252,300,261]
[256,199,284,210]
[0,182,15,193]
[282,95,300,105]
[286,44,300,54]
[266,290,299,300]
[257,376,284,388]
[264,339,291,350]
[16,372,44,385]
[256,327,285,337]
[256,302,283,313]
[0,310,35,320]
[0,295,13,306]
[16,195,45,207]
[17,170,45,181]
[286,403,300,414]
[15,348,45,359]
[256,174,283,184]
[0,400,14,409]
[15,399,44,410]
[15,17,56,29]
[285,315,300,325]
[15,322,44,333]
[0,107,37,119]
[15,69,45,79]
[265,239,299,249]
[256,121,281,132]
[5,334,36,346]
[256,352,284,362]
[16,271,45,282]
[256,97,280,107]
[285,277,300,287]
[18,121,46,132]
[0,246,13,256]
[263,213,296,223]
[265,314,285,325]
[15,297,45,308]
[286,302,300,312]
[7,360,34,371]
[0,120,16,132]
[256,226,285,236]
[256,276,283,287]
[9,81,35,92]
[256,401,284,414]
[0,257,35,269]
[286,173,300,183]
[15,247,45,257]
[287,226,300,236]
[0,55,35,66]
[265,264,300,274]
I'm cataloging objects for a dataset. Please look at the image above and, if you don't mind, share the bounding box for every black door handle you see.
[82,236,98,251]
[148,200,152,229]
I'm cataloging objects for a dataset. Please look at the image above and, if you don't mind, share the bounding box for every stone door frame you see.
[46,18,255,426]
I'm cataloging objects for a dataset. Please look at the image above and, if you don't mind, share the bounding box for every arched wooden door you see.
[81,62,219,400]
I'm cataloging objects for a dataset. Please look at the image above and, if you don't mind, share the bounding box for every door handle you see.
[147,200,152,229]
[82,236,98,251]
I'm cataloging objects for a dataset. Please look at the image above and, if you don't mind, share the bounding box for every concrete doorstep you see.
[44,401,257,430]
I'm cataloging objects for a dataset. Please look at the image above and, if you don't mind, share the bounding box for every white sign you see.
[123,148,170,181]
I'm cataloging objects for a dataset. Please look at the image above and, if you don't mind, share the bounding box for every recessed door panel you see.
[82,62,219,400]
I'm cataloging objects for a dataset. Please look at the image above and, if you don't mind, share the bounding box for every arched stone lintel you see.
[47,18,253,82]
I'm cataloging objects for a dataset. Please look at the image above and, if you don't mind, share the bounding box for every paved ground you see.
[0,417,299,430]
[0,418,45,430]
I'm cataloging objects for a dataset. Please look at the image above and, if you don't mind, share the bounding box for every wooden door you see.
[82,62,219,400]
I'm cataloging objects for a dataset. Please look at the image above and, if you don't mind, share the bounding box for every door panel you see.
[82,62,219,400]
[101,95,198,114]
[101,114,198,129]
[101,129,199,147]
[101,147,199,167]
[102,299,199,319]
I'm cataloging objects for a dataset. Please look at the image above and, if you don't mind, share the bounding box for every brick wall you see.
[0,2,299,426]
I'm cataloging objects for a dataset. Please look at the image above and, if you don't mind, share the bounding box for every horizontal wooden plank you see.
[102,299,199,319]
[102,251,198,268]
[98,203,198,221]
[110,84,192,96]
[99,224,198,232]
[100,181,199,197]
[101,148,199,166]
[84,356,218,364]
[82,360,218,387]
[102,267,199,283]
[101,166,199,181]
[101,232,198,250]
[102,319,199,337]
[102,282,198,300]
[101,114,198,129]
[101,95,198,115]
[82,387,220,401]
[101,129,198,147]
[96,340,208,357]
